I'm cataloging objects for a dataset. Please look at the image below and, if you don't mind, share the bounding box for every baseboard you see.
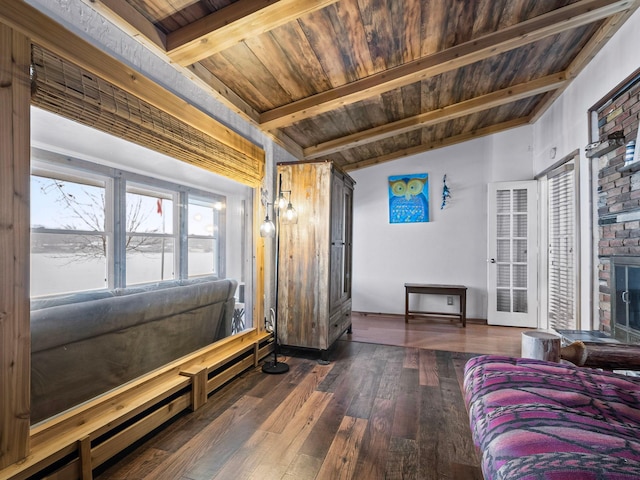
[352,311,487,324]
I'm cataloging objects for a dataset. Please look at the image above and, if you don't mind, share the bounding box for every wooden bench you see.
[404,283,467,327]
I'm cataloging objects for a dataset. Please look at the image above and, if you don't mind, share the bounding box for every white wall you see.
[533,7,640,329]
[351,8,640,324]
[350,126,533,319]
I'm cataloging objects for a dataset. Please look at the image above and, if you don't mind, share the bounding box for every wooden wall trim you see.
[255,192,266,335]
[0,23,31,469]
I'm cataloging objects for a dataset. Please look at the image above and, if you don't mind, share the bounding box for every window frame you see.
[30,163,113,294]
[124,182,179,286]
[186,195,222,279]
[31,147,226,297]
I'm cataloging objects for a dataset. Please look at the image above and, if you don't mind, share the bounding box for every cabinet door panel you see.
[330,173,345,310]
[343,182,353,299]
[329,172,354,311]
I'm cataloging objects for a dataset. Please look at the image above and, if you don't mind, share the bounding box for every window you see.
[188,197,220,277]
[30,151,225,297]
[126,184,176,285]
[31,169,110,296]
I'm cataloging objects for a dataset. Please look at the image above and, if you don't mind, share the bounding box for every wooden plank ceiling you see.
[96,0,640,171]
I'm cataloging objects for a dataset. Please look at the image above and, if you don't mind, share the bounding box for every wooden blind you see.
[547,163,577,330]
[30,44,264,187]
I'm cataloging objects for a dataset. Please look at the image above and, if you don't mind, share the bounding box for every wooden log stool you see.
[521,331,561,362]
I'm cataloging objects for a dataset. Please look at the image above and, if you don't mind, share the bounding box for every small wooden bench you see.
[404,283,467,327]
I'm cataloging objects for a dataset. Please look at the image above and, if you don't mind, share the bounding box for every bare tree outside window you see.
[31,175,177,295]
[33,177,160,262]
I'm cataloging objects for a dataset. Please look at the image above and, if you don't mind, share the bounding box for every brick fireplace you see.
[593,71,640,343]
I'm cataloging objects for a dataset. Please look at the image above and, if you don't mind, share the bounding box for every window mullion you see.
[217,200,226,279]
[178,191,188,280]
[113,175,126,289]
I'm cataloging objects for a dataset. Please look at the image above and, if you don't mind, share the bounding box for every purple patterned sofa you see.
[463,355,640,480]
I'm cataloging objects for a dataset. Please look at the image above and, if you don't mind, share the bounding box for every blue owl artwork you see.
[388,173,429,223]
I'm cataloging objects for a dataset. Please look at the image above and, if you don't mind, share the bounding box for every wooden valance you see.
[30,45,264,187]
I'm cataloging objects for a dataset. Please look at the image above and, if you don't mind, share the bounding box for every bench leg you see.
[461,292,466,327]
[79,436,92,480]
[405,289,409,323]
[180,367,208,411]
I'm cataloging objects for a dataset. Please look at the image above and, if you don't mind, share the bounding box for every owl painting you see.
[388,174,429,223]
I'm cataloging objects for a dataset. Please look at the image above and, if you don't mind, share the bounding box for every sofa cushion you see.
[464,355,640,480]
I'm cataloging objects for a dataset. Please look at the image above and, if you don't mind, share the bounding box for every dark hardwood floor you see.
[347,312,528,356]
[96,315,525,480]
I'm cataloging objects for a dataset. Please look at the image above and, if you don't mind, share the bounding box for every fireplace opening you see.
[611,256,640,344]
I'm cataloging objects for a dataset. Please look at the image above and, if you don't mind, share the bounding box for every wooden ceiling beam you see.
[304,72,568,159]
[260,0,634,131]
[95,0,167,50]
[167,0,340,67]
[343,118,532,171]
[0,1,264,165]
[530,0,640,122]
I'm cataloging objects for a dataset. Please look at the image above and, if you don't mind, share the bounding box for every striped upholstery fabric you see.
[463,355,640,480]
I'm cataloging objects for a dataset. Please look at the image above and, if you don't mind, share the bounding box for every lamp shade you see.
[277,192,288,211]
[259,216,276,237]
[281,202,298,224]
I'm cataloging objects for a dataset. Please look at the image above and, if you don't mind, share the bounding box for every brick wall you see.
[596,77,640,334]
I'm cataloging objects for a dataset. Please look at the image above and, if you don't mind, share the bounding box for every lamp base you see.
[262,360,289,374]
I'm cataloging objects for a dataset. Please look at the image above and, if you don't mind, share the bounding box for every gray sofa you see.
[30,277,237,423]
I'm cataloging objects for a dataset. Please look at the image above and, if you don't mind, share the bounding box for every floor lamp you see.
[260,174,297,374]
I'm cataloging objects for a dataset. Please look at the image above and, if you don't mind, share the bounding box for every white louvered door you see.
[547,163,578,330]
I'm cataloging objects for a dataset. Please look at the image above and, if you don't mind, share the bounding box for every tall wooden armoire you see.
[276,160,355,358]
